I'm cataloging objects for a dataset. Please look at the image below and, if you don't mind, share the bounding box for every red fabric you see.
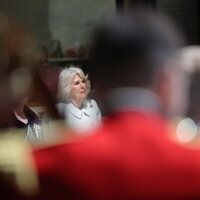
[33,111,200,199]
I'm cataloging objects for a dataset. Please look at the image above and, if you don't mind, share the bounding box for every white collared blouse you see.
[57,99,101,132]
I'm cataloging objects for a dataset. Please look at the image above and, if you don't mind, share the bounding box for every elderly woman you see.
[57,66,101,132]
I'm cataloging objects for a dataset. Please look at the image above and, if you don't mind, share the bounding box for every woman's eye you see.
[74,81,80,85]
[82,80,86,83]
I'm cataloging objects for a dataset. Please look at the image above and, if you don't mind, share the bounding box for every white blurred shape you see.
[176,118,197,143]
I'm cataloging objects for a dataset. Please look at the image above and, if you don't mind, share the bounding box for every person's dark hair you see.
[90,10,182,88]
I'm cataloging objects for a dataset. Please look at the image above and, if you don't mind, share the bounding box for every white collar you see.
[66,101,90,119]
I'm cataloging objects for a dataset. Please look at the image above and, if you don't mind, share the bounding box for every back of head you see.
[90,10,182,90]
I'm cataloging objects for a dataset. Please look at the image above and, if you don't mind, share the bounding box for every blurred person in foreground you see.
[57,66,101,132]
[0,13,61,199]
[0,18,59,144]
[0,14,60,130]
[29,10,200,200]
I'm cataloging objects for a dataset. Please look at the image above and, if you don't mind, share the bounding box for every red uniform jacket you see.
[33,110,200,200]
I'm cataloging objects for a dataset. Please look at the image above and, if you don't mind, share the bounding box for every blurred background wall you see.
[0,0,115,50]
[0,0,199,52]
[157,0,200,44]
[0,0,52,45]
[122,0,200,44]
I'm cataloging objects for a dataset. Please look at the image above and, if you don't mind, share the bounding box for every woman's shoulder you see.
[86,99,95,104]
[85,99,99,108]
[85,99,101,119]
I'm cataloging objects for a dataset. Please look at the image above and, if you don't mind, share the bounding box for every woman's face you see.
[70,74,88,104]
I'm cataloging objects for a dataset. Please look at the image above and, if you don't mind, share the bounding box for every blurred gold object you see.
[0,129,38,195]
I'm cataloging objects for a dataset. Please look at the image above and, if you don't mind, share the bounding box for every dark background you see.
[117,0,200,44]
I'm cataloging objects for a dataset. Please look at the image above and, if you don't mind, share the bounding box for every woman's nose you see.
[81,82,85,88]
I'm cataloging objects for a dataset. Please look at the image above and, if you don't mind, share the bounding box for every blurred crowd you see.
[1,7,200,200]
